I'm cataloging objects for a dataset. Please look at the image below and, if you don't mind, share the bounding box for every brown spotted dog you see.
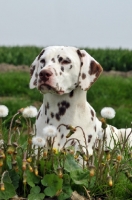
[29,46,131,155]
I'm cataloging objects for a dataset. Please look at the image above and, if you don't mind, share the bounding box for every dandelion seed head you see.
[43,125,58,138]
[22,106,38,118]
[32,136,46,147]
[101,107,116,119]
[0,105,9,117]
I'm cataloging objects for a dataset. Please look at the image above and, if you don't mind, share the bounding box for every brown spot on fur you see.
[37,111,40,119]
[88,135,92,143]
[91,109,94,117]
[89,60,102,78]
[30,65,35,77]
[69,90,74,98]
[59,106,66,116]
[45,106,47,115]
[33,79,37,86]
[51,112,54,118]
[61,66,64,72]
[61,134,64,139]
[38,49,45,60]
[82,73,86,79]
[77,49,82,58]
[94,126,96,132]
[47,118,49,124]
[47,102,49,109]
[51,58,55,62]
[56,113,60,121]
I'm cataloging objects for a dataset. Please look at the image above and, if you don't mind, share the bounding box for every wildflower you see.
[0,158,3,167]
[116,154,122,162]
[32,136,46,147]
[43,125,58,138]
[108,176,113,187]
[52,148,58,154]
[28,164,33,172]
[22,106,38,118]
[57,167,63,178]
[101,107,116,119]
[0,183,5,191]
[22,159,27,171]
[27,157,32,163]
[0,105,9,117]
[7,145,15,155]
[89,166,95,177]
[34,166,38,176]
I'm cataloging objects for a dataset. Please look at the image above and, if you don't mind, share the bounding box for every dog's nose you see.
[39,69,53,82]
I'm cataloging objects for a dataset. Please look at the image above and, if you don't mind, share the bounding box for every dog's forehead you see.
[44,46,78,59]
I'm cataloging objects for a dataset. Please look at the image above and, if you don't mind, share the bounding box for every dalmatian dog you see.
[29,46,131,155]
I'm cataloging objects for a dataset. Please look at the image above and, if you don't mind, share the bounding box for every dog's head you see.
[29,46,103,94]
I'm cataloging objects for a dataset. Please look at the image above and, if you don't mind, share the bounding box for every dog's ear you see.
[29,56,39,89]
[78,50,103,91]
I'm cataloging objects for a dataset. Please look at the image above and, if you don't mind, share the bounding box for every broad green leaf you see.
[58,186,73,200]
[28,186,45,200]
[9,169,20,189]
[28,193,45,200]
[41,174,63,190]
[30,186,40,194]
[44,186,57,197]
[64,154,81,172]
[70,169,89,187]
[26,170,40,187]
[42,174,63,197]
[0,182,16,200]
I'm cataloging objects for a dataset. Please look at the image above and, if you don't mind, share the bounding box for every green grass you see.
[0,71,132,128]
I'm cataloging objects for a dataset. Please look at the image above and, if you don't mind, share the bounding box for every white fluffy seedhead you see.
[78,49,103,91]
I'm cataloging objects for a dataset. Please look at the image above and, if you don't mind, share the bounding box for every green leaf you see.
[6,155,12,170]
[28,186,45,200]
[58,186,73,200]
[30,186,41,194]
[0,182,16,200]
[9,169,20,189]
[26,170,40,187]
[41,174,63,197]
[70,169,89,187]
[28,193,45,200]
[44,186,57,197]
[64,154,81,172]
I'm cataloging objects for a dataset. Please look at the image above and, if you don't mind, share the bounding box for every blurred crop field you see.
[0,46,132,128]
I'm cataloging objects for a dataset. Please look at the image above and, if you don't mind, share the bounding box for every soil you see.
[0,63,132,77]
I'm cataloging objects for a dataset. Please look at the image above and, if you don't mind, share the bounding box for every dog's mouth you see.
[38,81,64,95]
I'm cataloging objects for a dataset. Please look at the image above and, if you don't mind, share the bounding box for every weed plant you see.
[0,107,132,200]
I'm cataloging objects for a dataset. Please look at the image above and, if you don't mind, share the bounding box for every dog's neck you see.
[43,87,87,109]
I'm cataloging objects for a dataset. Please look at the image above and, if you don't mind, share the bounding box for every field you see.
[0,64,131,129]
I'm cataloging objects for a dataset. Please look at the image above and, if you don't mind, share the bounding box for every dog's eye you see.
[40,59,45,64]
[61,59,71,65]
